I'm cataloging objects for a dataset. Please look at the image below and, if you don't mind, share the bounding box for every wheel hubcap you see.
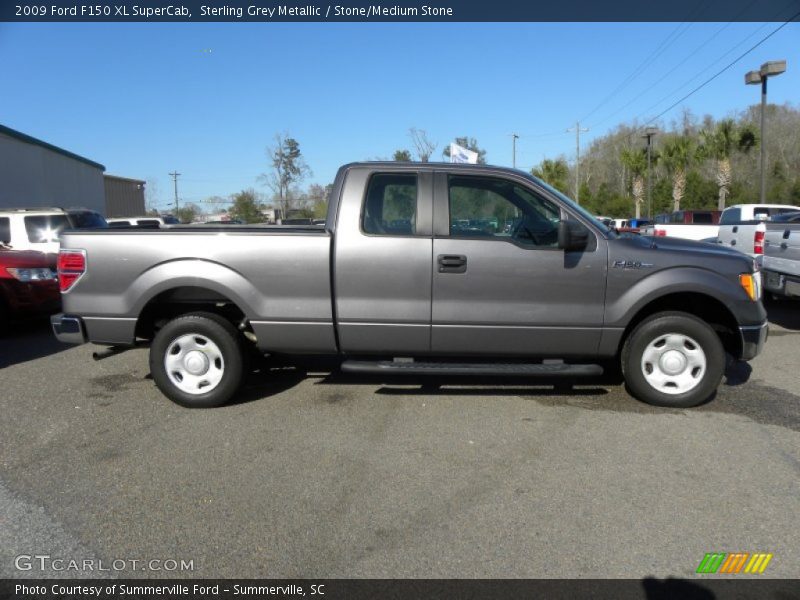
[164,334,225,395]
[183,350,209,375]
[641,333,706,395]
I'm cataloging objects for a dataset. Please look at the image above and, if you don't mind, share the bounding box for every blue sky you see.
[2,22,798,210]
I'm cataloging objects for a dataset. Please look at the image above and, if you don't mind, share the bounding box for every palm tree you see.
[532,158,570,194]
[620,148,648,218]
[699,119,758,210]
[661,135,696,212]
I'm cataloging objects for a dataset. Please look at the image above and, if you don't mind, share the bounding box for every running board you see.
[340,360,603,377]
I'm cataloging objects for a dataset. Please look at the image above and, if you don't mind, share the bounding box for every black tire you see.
[150,312,245,408]
[621,311,725,408]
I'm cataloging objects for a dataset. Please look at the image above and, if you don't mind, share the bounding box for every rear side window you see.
[720,208,741,225]
[24,215,70,243]
[362,173,418,235]
[136,219,161,227]
[693,213,713,224]
[0,217,9,243]
[69,211,108,228]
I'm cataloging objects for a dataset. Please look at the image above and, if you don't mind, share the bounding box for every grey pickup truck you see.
[52,163,768,409]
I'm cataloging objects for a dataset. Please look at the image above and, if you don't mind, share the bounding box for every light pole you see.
[642,127,658,219]
[511,133,519,169]
[745,60,786,204]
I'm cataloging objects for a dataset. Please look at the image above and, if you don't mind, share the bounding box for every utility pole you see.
[510,133,519,169]
[169,171,181,213]
[566,122,588,204]
[642,127,659,219]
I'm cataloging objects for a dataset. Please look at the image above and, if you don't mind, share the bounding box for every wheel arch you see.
[618,292,741,358]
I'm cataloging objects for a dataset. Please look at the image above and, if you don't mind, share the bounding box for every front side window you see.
[362,173,418,235]
[25,215,69,243]
[448,176,560,248]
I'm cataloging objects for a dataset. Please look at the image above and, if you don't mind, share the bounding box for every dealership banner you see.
[449,143,479,164]
[3,0,800,22]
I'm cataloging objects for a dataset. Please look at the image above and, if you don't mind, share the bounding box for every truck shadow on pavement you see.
[765,298,800,330]
[0,317,69,369]
[232,356,798,431]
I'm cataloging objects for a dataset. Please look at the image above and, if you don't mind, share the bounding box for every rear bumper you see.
[763,269,800,298]
[738,322,768,361]
[51,313,87,344]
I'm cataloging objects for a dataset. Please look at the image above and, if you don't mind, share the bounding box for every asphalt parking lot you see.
[1,303,799,580]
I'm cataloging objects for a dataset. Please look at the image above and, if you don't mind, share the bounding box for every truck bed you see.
[58,227,336,352]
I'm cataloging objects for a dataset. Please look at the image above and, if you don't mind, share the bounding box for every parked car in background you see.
[617,218,651,234]
[641,210,721,242]
[52,162,767,410]
[0,207,107,254]
[716,203,800,258]
[763,216,800,299]
[0,246,60,333]
[595,216,615,229]
[107,216,179,228]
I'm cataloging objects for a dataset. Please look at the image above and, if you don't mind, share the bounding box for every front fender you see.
[604,266,752,328]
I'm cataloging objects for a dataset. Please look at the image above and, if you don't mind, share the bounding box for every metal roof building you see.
[0,124,107,215]
[104,174,146,218]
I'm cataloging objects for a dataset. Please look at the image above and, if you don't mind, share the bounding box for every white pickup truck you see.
[640,210,721,242]
[716,204,800,258]
[762,212,800,298]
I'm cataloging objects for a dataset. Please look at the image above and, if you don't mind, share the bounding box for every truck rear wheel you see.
[621,311,725,408]
[150,312,245,408]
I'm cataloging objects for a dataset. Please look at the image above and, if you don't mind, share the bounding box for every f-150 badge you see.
[613,260,654,269]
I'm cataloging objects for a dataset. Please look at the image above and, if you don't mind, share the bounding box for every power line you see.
[577,20,695,124]
[643,13,799,126]
[587,21,736,130]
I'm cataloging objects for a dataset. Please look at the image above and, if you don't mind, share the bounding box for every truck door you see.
[333,167,433,354]
[430,171,607,357]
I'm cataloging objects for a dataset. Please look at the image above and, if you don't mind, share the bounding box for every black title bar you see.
[4,0,800,22]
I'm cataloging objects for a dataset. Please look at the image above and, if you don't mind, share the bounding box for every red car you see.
[0,248,60,331]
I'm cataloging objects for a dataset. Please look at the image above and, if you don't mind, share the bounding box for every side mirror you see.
[558,220,589,252]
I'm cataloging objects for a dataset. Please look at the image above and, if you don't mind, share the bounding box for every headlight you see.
[5,267,57,282]
[739,273,761,302]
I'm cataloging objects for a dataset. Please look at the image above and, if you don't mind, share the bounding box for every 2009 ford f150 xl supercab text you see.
[52,163,768,408]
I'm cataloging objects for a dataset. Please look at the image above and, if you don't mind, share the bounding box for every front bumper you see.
[51,313,87,344]
[738,322,768,361]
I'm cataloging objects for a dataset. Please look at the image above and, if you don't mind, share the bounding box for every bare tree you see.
[259,133,311,220]
[409,128,437,162]
[145,179,160,215]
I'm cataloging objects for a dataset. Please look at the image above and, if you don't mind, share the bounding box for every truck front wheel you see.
[150,312,245,408]
[621,311,725,408]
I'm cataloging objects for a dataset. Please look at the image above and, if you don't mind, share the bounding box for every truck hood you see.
[616,234,752,267]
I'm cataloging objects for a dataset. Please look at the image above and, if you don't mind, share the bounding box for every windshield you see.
[527,174,616,236]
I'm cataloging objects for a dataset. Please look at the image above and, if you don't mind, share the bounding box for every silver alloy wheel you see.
[164,333,225,395]
[640,333,707,395]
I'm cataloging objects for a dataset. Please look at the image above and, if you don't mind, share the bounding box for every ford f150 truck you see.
[716,203,800,258]
[51,163,768,409]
